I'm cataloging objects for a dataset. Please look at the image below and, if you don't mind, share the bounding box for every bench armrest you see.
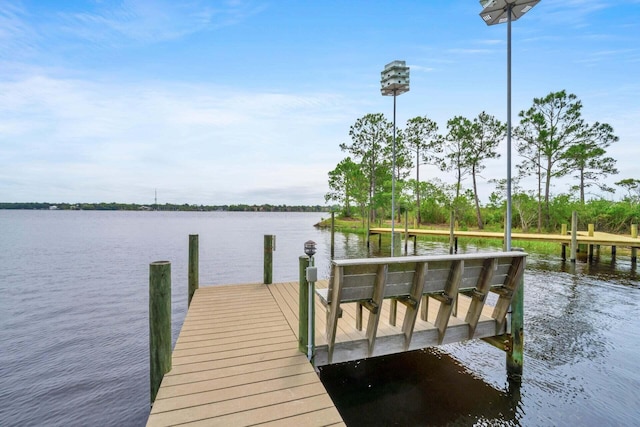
[315,288,330,307]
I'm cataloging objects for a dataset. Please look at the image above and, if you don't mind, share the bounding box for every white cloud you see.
[57,0,266,45]
[0,72,350,204]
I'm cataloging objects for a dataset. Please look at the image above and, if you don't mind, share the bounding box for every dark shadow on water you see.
[319,348,519,426]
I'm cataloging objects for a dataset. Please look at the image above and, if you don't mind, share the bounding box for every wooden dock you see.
[147,238,527,426]
[369,227,639,260]
[148,278,516,425]
[147,283,345,427]
[370,227,639,246]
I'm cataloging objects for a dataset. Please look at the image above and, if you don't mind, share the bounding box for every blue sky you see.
[1,0,638,205]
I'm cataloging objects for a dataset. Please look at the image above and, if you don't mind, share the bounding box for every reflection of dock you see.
[369,227,639,261]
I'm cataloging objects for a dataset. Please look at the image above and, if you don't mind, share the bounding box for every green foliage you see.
[326,91,627,233]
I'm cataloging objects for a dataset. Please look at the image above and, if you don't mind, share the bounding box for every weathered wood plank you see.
[160,353,309,388]
[156,359,313,400]
[465,258,498,339]
[152,372,320,413]
[148,383,330,426]
[401,262,427,349]
[434,260,464,344]
[365,264,388,356]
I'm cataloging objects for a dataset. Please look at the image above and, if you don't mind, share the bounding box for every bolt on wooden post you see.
[149,261,171,406]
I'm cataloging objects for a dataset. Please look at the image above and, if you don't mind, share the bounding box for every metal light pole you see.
[479,0,539,251]
[381,60,410,257]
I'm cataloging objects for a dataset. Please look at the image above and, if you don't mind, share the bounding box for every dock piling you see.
[570,211,578,263]
[188,235,199,306]
[449,211,455,255]
[404,210,409,255]
[588,224,595,261]
[330,211,335,258]
[264,235,275,284]
[632,224,638,263]
[507,249,525,382]
[149,261,171,406]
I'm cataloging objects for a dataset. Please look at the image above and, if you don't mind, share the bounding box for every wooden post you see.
[587,224,594,261]
[561,225,567,259]
[298,255,311,353]
[449,211,455,255]
[632,224,638,263]
[507,249,524,382]
[264,235,275,284]
[366,211,370,248]
[404,210,409,255]
[149,261,171,406]
[188,235,199,307]
[330,211,335,259]
[570,211,578,263]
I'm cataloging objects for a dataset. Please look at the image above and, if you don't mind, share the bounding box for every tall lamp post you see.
[479,0,539,252]
[381,60,410,257]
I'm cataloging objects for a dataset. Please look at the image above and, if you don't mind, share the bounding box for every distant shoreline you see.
[0,202,330,212]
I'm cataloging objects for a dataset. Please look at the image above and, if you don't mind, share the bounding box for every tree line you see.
[0,202,329,212]
[326,90,638,233]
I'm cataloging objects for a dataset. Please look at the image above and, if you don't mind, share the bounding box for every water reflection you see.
[319,348,520,426]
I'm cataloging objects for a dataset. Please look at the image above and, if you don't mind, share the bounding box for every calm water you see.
[1,210,639,426]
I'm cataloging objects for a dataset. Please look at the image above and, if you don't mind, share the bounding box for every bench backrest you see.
[327,251,525,303]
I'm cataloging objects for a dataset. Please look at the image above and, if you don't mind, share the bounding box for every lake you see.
[1,210,639,426]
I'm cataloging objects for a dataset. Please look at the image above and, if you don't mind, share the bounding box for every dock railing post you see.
[298,255,311,354]
[507,249,525,383]
[188,235,199,307]
[570,211,578,263]
[264,235,275,284]
[149,261,171,406]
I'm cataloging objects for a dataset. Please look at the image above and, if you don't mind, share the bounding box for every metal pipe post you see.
[505,4,513,252]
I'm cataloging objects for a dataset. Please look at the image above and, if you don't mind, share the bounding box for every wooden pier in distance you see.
[369,225,639,262]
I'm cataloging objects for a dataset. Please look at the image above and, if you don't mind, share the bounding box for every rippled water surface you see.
[1,210,639,426]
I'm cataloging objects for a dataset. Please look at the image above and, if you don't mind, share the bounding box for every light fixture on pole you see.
[479,0,539,252]
[381,60,410,257]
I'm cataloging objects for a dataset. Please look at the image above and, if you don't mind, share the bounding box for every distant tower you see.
[154,189,158,211]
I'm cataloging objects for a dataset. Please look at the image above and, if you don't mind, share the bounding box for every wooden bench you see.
[316,251,526,363]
